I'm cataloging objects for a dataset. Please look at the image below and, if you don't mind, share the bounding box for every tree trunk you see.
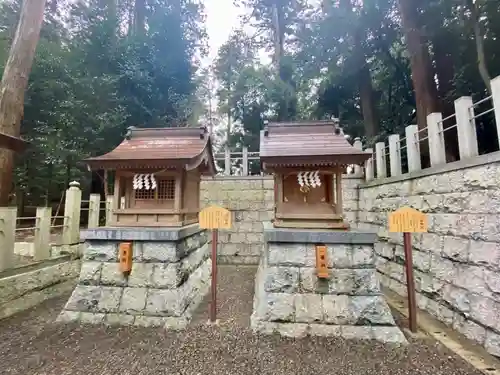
[133,0,146,35]
[432,34,459,161]
[273,1,291,121]
[465,0,491,93]
[0,0,47,206]
[226,46,232,141]
[339,0,379,140]
[352,25,379,140]
[396,0,440,166]
[358,64,379,139]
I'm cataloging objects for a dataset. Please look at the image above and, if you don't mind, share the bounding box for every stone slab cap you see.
[81,224,203,242]
[263,222,377,244]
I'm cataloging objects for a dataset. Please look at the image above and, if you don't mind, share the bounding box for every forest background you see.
[0,0,499,210]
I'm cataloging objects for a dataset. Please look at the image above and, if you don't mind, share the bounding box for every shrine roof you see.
[85,126,216,173]
[0,132,28,153]
[260,121,371,168]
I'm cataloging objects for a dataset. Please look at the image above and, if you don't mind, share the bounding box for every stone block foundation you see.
[58,225,211,329]
[250,223,407,344]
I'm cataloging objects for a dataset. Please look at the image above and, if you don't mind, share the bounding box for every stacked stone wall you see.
[200,175,363,264]
[200,176,274,264]
[0,258,80,319]
[59,228,210,328]
[358,152,500,357]
[250,227,406,343]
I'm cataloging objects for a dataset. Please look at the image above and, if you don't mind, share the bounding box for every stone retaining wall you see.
[358,151,500,357]
[58,226,210,328]
[200,175,363,264]
[0,257,80,319]
[200,176,274,264]
[250,224,407,343]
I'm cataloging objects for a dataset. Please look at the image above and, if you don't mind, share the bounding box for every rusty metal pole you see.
[403,232,417,332]
[210,229,218,322]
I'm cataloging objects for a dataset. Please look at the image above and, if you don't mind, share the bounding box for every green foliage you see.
[0,0,206,205]
[212,0,500,152]
[3,0,500,196]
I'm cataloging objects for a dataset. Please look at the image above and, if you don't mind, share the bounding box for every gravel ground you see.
[0,265,483,375]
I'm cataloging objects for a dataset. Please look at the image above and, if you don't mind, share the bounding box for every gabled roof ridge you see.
[84,125,215,173]
[125,125,208,139]
[259,120,370,164]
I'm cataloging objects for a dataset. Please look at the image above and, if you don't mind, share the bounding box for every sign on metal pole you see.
[388,206,428,333]
[199,205,232,323]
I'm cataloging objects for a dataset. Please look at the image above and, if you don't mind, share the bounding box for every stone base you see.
[250,223,407,344]
[57,225,211,329]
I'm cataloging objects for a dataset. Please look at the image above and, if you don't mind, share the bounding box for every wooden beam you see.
[0,132,28,153]
[335,166,343,215]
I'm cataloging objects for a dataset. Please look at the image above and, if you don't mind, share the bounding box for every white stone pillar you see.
[427,112,446,167]
[63,181,82,246]
[242,147,249,176]
[364,148,374,181]
[388,134,402,177]
[0,207,16,272]
[105,196,114,226]
[353,137,363,176]
[224,147,231,175]
[405,125,422,172]
[375,141,387,178]
[34,207,51,261]
[88,194,101,228]
[454,96,479,160]
[490,76,500,149]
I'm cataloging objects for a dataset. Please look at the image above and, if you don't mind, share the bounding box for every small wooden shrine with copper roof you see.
[260,120,370,229]
[85,126,215,227]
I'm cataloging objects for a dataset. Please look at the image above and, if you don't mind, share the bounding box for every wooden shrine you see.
[85,126,216,227]
[260,121,371,229]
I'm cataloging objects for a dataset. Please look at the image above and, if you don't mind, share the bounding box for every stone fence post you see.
[375,141,387,178]
[105,196,114,226]
[353,137,363,177]
[0,207,16,272]
[88,194,101,228]
[63,181,82,246]
[34,207,51,261]
[388,134,402,177]
[224,147,231,176]
[490,76,500,150]
[242,147,249,176]
[405,125,421,172]
[427,112,446,167]
[364,148,374,181]
[454,96,479,160]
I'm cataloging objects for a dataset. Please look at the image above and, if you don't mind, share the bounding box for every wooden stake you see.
[210,229,218,322]
[403,232,417,332]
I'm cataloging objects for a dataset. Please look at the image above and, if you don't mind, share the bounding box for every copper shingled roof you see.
[260,120,371,167]
[85,126,216,173]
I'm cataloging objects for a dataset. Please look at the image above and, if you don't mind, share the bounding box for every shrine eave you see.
[261,154,370,171]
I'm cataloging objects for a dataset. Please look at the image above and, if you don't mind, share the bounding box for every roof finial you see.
[263,119,269,137]
[125,126,136,140]
[199,125,207,139]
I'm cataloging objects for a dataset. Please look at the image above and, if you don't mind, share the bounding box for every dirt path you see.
[0,265,483,375]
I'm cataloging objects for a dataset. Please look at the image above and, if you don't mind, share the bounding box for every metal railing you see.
[367,74,500,181]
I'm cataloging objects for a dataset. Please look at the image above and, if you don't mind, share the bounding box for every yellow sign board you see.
[388,206,428,233]
[199,205,232,229]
